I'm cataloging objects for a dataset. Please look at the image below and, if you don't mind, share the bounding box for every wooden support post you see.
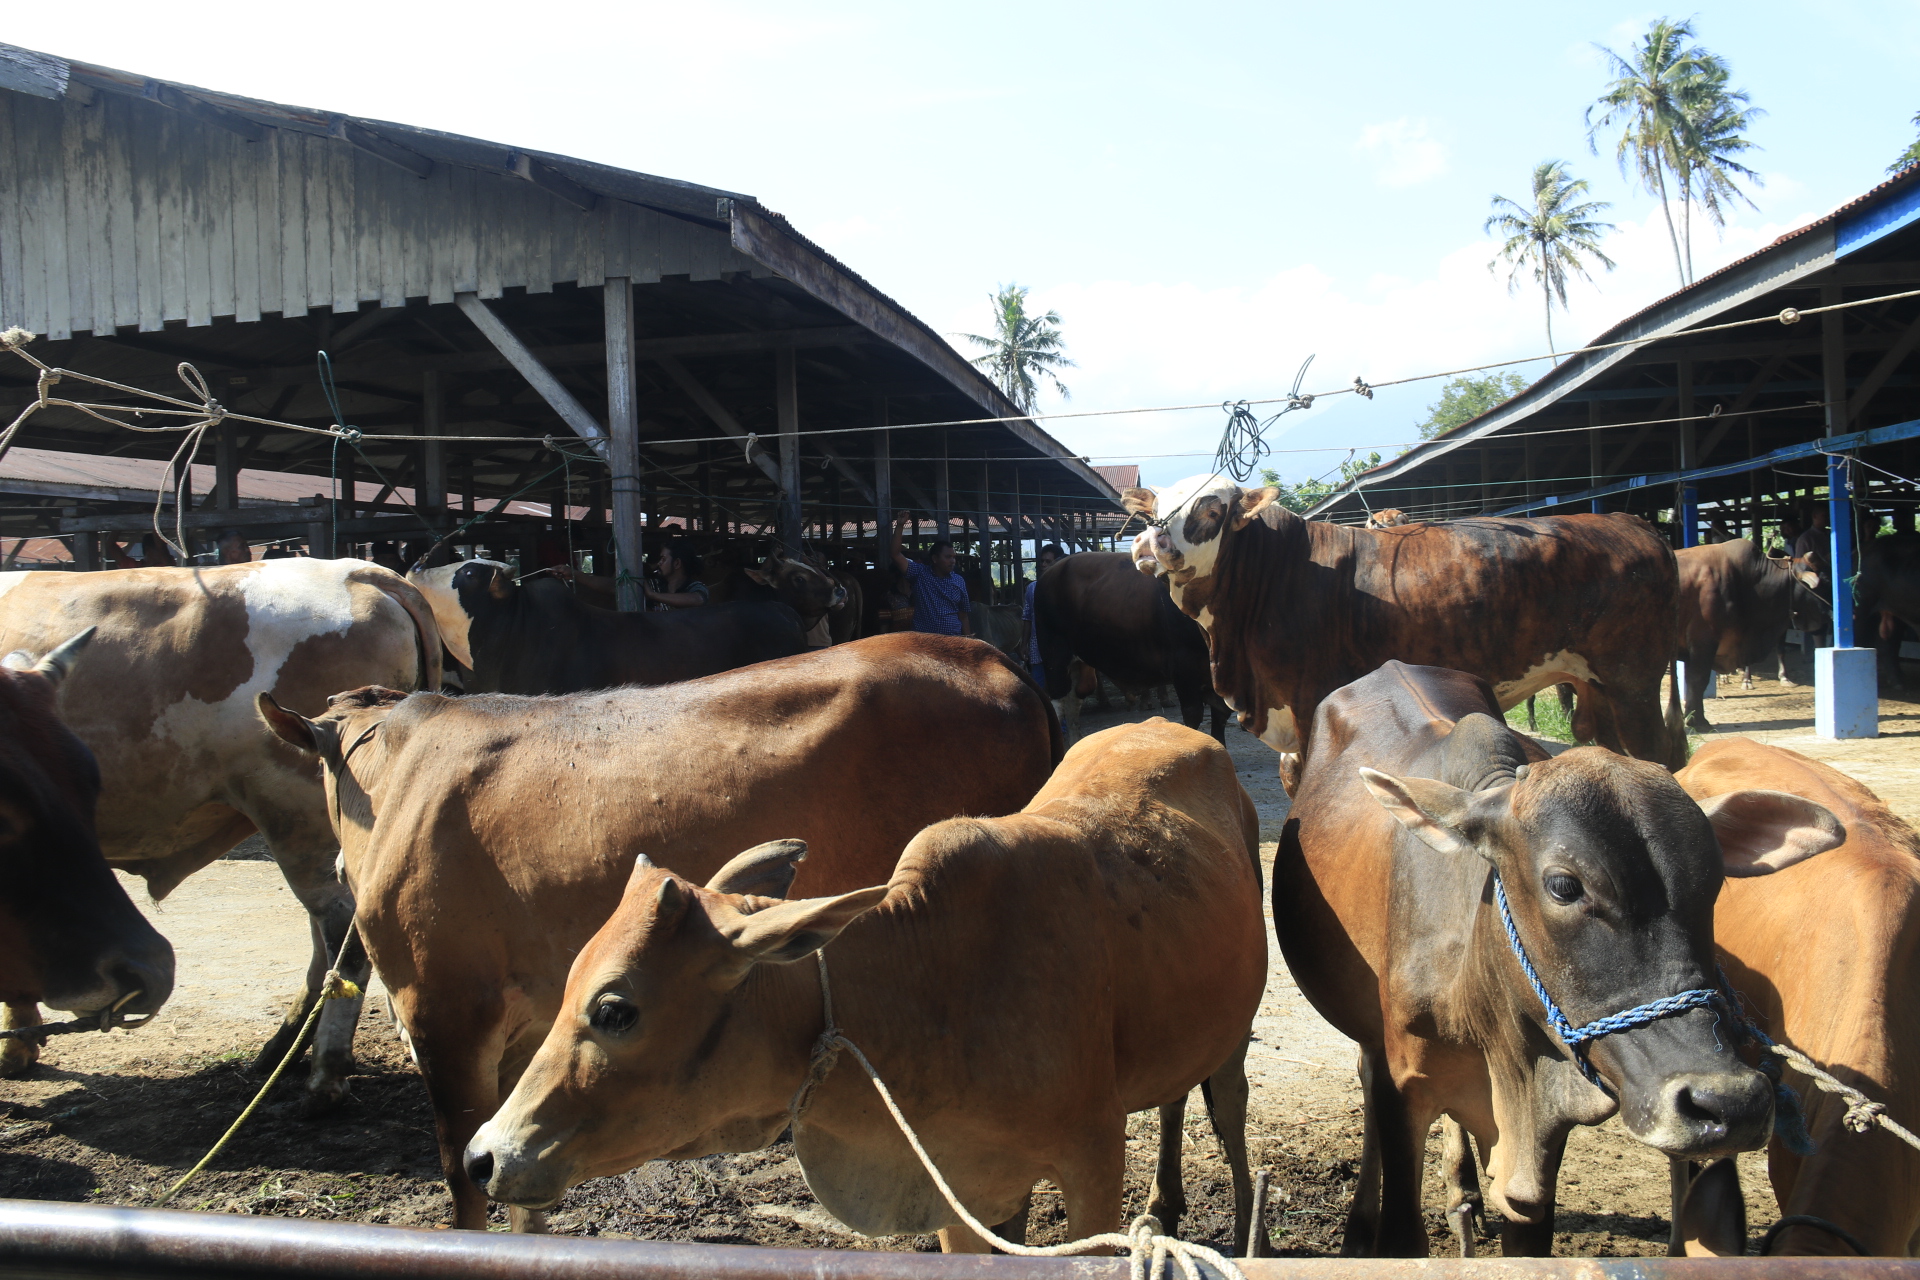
[1677,358,1698,547]
[71,529,98,572]
[214,421,238,512]
[776,346,801,550]
[1588,400,1603,514]
[605,277,644,611]
[874,425,892,546]
[421,369,447,522]
[935,437,951,544]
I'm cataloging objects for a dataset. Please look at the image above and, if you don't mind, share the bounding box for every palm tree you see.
[1588,18,1715,287]
[1487,161,1617,360]
[1673,66,1764,282]
[960,285,1075,412]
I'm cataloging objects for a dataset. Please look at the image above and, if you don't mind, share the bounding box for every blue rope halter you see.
[1492,874,1721,1092]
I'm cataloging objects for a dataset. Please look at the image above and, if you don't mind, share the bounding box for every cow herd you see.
[1,474,1917,1259]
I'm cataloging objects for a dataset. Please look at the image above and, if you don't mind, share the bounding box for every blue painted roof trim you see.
[1489,416,1920,516]
[1837,178,1920,258]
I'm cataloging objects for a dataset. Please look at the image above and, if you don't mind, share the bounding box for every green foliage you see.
[1487,161,1616,357]
[1892,112,1920,175]
[1503,694,1575,744]
[959,284,1075,413]
[1416,373,1532,440]
[1588,18,1761,287]
[1260,451,1381,514]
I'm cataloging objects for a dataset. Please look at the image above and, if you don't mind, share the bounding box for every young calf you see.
[1276,661,1841,1256]
[1671,738,1920,1256]
[466,719,1269,1253]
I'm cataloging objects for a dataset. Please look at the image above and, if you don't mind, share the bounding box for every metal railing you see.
[2,1199,1916,1280]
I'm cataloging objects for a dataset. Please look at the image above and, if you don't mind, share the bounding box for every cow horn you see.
[706,839,809,899]
[9,626,98,688]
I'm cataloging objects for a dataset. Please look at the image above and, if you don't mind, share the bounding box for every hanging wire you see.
[1213,356,1317,482]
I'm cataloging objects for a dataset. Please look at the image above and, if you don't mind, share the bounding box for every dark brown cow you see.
[465,719,1268,1253]
[1674,540,1822,728]
[1035,551,1226,743]
[257,634,1059,1231]
[1276,661,1839,1255]
[1855,533,1920,687]
[704,542,848,625]
[0,631,172,1027]
[1125,477,1684,769]
[1670,739,1920,1256]
[409,560,806,694]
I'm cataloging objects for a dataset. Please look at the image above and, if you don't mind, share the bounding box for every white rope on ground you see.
[1768,1042,1920,1151]
[790,953,1244,1280]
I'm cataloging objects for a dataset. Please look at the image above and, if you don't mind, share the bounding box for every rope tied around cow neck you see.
[1495,871,1920,1159]
[790,951,1245,1280]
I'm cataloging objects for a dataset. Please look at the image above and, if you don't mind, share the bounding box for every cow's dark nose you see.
[1657,1070,1772,1157]
[464,1147,495,1190]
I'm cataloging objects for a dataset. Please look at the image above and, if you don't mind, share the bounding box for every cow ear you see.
[1121,487,1158,517]
[705,839,808,898]
[1700,789,1844,876]
[743,568,771,586]
[1233,487,1284,531]
[256,692,342,764]
[1359,768,1480,860]
[716,885,890,966]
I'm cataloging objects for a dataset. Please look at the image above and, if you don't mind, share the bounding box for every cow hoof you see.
[302,1078,354,1118]
[0,1041,39,1079]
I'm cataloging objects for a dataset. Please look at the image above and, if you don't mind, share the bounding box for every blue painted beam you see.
[1490,415,1920,516]
[1838,178,1920,258]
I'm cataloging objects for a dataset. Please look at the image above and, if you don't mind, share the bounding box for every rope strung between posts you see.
[153,926,361,1207]
[791,951,1244,1280]
[10,286,1920,458]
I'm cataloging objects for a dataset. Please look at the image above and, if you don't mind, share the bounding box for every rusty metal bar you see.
[2,1200,1917,1279]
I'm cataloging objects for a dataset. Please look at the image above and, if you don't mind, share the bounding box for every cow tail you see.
[1664,657,1689,770]
[999,645,1066,765]
[353,567,445,694]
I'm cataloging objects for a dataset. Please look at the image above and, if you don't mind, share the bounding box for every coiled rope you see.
[790,951,1243,1280]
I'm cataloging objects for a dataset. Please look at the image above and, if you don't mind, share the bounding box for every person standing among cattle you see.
[643,541,708,611]
[890,511,972,637]
[1020,543,1064,675]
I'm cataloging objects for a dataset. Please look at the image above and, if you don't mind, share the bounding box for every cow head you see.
[464,840,888,1210]
[257,686,413,857]
[1360,737,1842,1172]
[1124,475,1292,617]
[1774,554,1826,634]
[0,629,174,1018]
[406,559,512,671]
[748,546,846,621]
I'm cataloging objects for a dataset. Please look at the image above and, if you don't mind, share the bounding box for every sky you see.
[9,1,1920,489]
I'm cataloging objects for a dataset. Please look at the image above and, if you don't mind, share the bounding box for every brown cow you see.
[1276,661,1839,1256]
[1124,476,1684,770]
[465,719,1269,1253]
[1669,739,1920,1256]
[0,559,439,1097]
[0,630,172,1027]
[1674,540,1822,728]
[257,634,1059,1231]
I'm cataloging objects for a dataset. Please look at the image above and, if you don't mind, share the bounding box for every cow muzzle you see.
[464,1117,577,1210]
[1130,527,1173,576]
[1616,1056,1774,1159]
[43,932,175,1021]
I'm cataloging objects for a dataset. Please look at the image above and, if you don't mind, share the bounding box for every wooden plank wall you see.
[0,89,764,339]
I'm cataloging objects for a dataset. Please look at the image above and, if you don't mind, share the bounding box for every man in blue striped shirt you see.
[890,512,973,637]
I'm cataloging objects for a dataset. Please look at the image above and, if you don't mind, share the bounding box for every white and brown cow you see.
[0,558,440,1107]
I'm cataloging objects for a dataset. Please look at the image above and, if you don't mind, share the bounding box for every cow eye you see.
[590,994,638,1035]
[1544,873,1584,904]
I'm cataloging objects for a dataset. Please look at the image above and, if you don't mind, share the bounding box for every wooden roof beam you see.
[143,80,266,142]
[455,293,609,462]
[653,354,781,487]
[509,152,598,212]
[331,119,433,179]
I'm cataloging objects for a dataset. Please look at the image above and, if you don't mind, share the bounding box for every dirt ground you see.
[4,667,1917,1255]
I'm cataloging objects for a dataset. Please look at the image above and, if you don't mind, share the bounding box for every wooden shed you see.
[0,41,1119,597]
